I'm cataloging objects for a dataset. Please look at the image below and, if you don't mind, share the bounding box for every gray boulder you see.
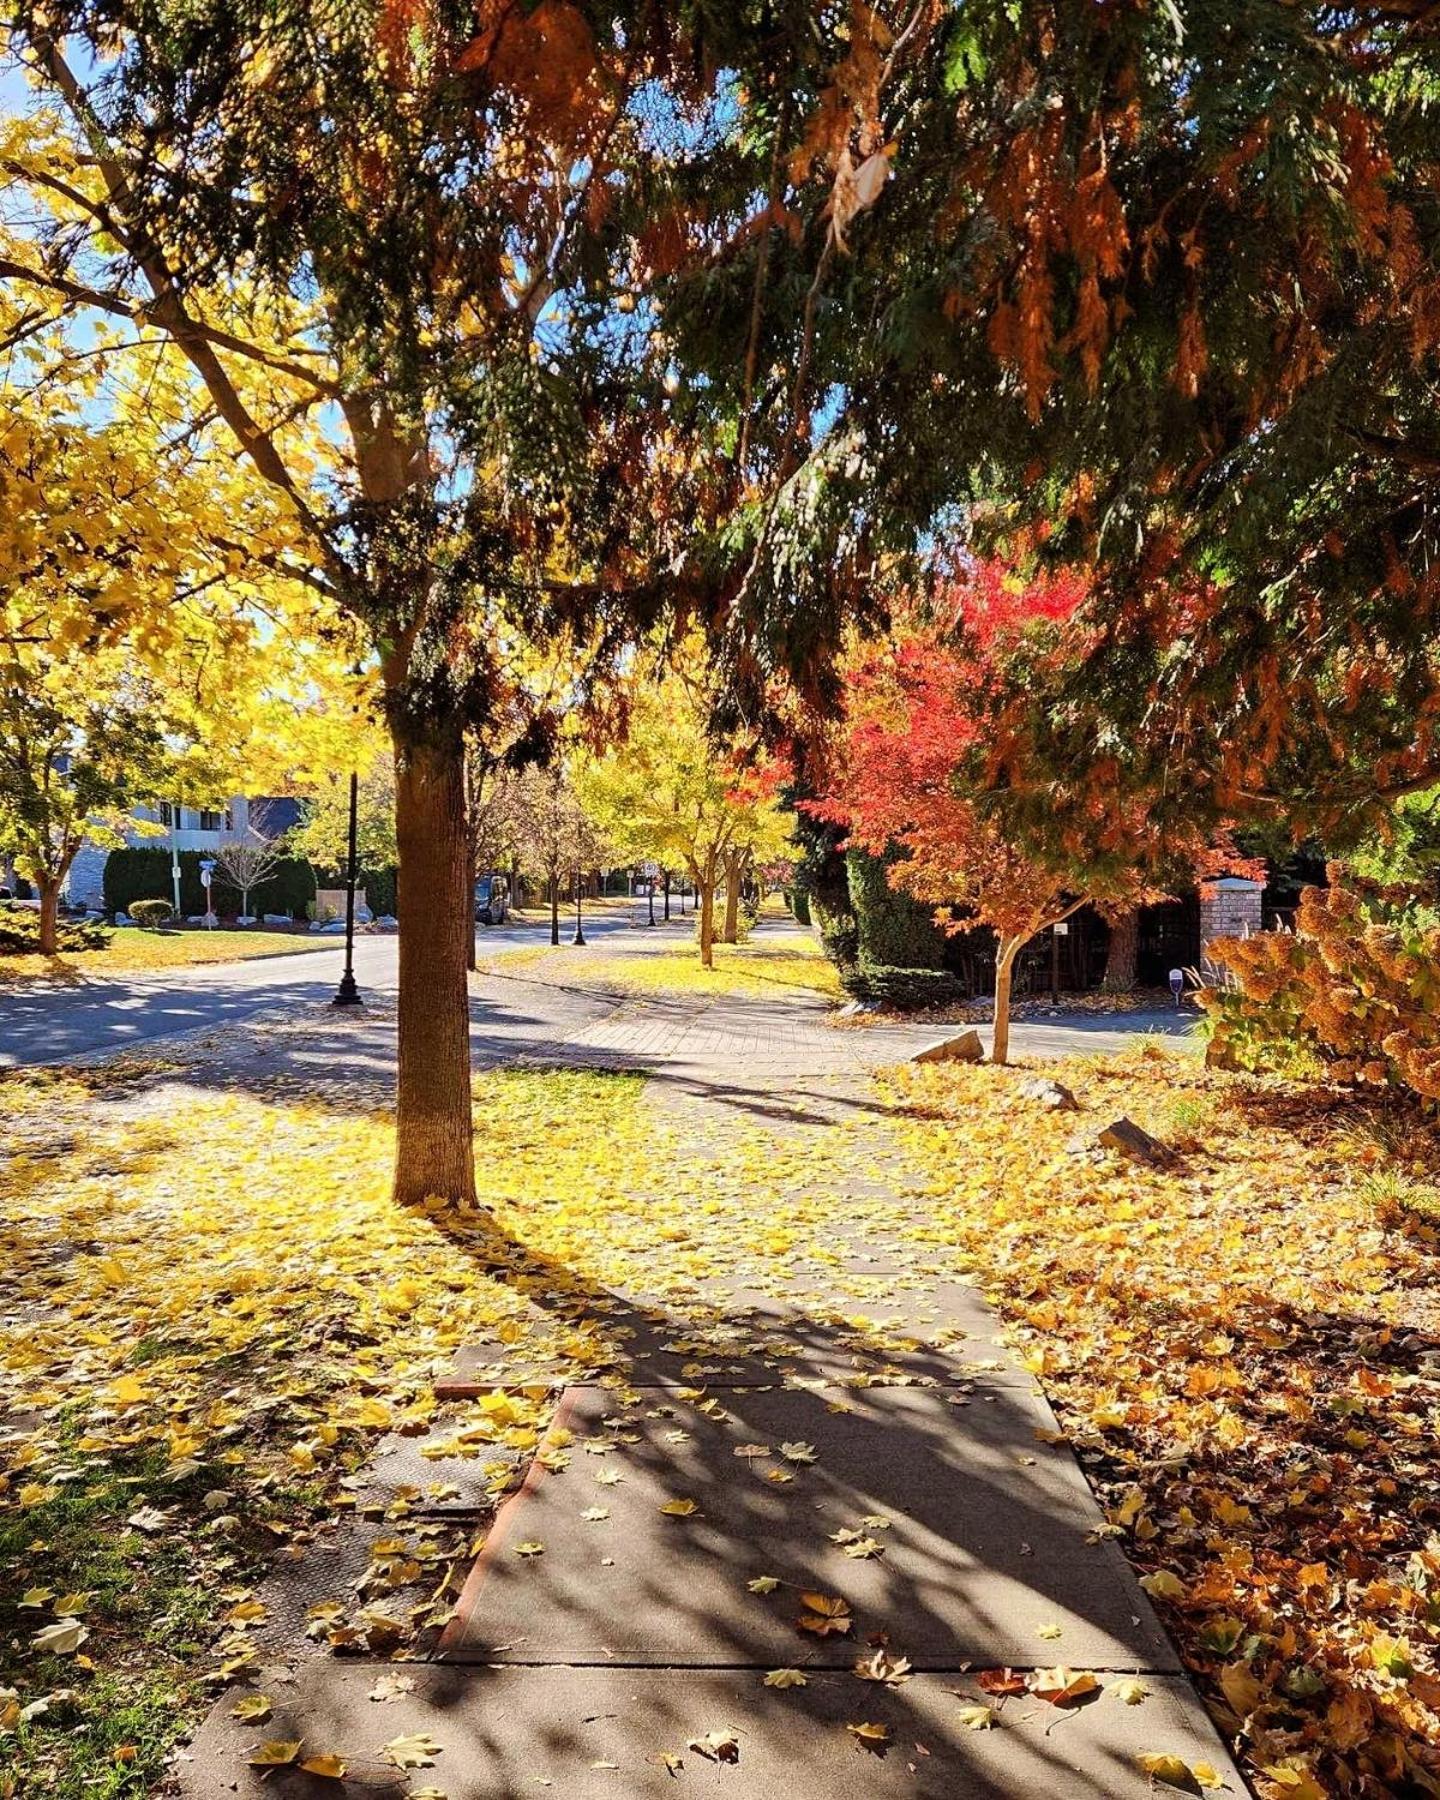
[1097,1116,1175,1166]
[1019,1076,1079,1111]
[911,1029,984,1065]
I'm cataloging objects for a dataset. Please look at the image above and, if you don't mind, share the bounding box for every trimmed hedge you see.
[840,962,964,1011]
[104,847,317,920]
[791,888,811,926]
[845,848,949,970]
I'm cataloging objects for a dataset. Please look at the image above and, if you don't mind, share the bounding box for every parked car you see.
[474,873,510,925]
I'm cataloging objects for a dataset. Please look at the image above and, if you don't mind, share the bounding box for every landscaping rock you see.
[1097,1116,1174,1166]
[911,1029,984,1064]
[1018,1076,1079,1111]
[262,912,291,925]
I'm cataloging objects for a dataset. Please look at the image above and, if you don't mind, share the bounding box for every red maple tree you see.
[817,562,1256,1062]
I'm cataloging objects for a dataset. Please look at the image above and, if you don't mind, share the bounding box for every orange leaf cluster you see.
[1205,875,1440,1101]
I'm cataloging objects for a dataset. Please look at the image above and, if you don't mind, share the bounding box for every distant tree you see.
[581,667,792,968]
[0,656,168,954]
[292,754,399,876]
[513,767,598,949]
[212,833,284,924]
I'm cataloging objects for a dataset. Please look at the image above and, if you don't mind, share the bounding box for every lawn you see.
[882,1046,1440,1799]
[477,929,843,1000]
[0,926,335,984]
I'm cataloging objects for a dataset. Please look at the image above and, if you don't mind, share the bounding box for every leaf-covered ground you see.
[0,1058,668,1794]
[0,927,335,985]
[475,930,843,999]
[4,1006,1437,1799]
[882,1048,1440,1799]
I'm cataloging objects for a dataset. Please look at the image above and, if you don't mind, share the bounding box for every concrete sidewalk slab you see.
[435,1283,1019,1397]
[439,1383,1179,1672]
[179,1662,1243,1800]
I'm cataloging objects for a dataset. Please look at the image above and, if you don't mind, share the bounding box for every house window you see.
[198,808,224,831]
[159,802,175,828]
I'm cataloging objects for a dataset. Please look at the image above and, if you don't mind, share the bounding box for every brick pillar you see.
[1200,878,1265,973]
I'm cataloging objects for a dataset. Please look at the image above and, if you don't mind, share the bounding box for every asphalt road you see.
[0,913,638,1068]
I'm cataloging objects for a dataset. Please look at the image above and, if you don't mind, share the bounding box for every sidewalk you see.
[177,929,1244,1798]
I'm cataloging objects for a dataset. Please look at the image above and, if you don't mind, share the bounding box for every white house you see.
[66,796,299,910]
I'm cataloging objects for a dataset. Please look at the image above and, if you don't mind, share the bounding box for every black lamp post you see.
[646,874,656,927]
[332,768,362,1007]
[571,868,587,946]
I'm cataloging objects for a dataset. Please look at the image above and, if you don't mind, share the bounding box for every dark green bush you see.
[791,888,811,926]
[0,907,111,955]
[841,962,964,1011]
[128,898,175,928]
[104,848,316,919]
[363,865,397,916]
[846,848,949,969]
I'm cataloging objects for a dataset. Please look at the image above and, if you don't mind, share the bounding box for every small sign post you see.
[1169,967,1185,1010]
[198,857,217,931]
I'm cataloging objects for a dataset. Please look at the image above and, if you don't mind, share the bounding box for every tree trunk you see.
[550,876,560,946]
[721,853,742,944]
[697,853,717,968]
[663,870,670,921]
[992,935,1023,1067]
[1102,906,1139,992]
[392,729,477,1210]
[38,876,62,956]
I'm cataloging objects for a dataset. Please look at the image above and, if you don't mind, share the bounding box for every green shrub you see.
[0,907,111,955]
[846,848,949,969]
[841,962,964,1011]
[363,865,397,916]
[790,888,811,926]
[104,848,316,920]
[128,898,175,929]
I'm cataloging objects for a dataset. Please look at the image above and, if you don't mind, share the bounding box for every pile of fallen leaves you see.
[882,1046,1440,1799]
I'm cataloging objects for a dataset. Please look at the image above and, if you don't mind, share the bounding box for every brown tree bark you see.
[721,848,744,944]
[992,935,1023,1067]
[392,729,477,1210]
[37,875,62,956]
[696,850,718,968]
[1102,906,1139,992]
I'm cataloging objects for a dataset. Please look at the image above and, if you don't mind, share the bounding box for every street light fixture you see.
[332,768,362,1007]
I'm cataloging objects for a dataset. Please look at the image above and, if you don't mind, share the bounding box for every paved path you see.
[0,914,636,1068]
[171,923,1238,1797]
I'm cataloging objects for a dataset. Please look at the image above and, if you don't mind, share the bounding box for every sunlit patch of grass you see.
[0,927,333,985]
[479,934,842,999]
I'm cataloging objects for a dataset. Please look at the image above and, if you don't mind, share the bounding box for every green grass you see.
[0,925,333,984]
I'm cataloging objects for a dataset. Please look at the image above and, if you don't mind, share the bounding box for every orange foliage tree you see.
[816,563,1255,1062]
